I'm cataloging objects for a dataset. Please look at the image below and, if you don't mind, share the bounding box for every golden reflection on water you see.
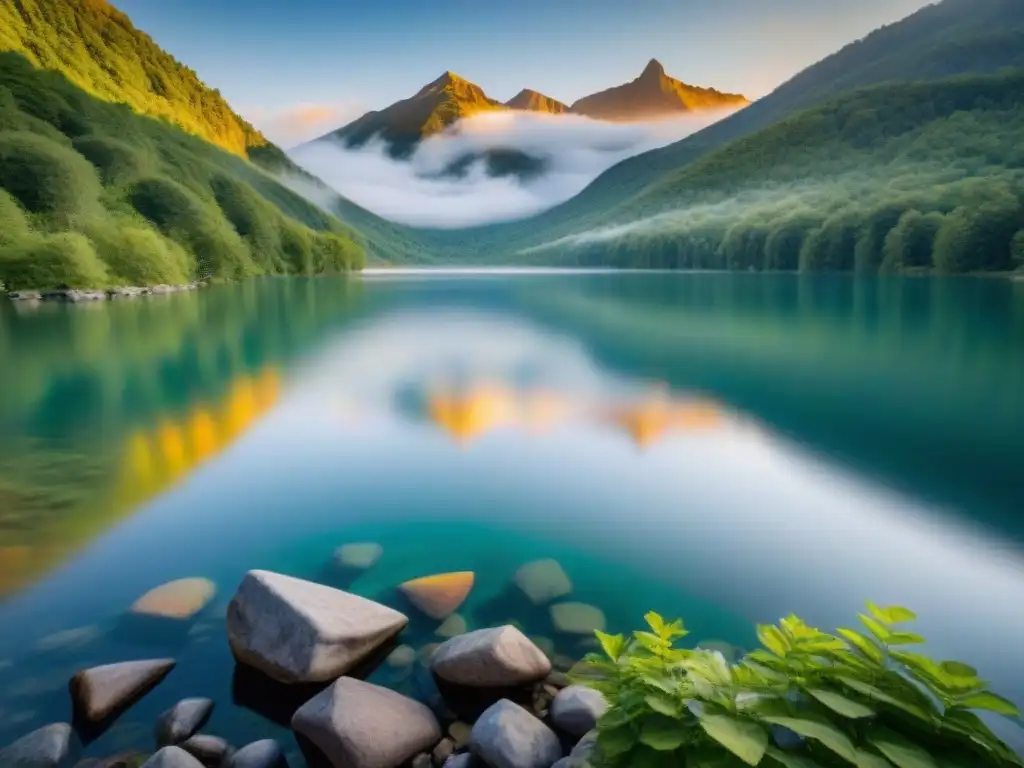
[424,381,725,447]
[0,368,281,597]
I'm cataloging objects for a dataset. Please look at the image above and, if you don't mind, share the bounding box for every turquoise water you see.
[0,271,1022,762]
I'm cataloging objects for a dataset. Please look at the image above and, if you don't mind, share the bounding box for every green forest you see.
[0,51,365,291]
[518,70,1024,274]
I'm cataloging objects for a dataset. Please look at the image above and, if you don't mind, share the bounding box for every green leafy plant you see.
[570,604,1022,768]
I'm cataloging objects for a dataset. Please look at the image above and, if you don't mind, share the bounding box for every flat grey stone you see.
[225,740,287,768]
[432,626,551,687]
[70,659,176,722]
[443,756,480,768]
[550,686,607,737]
[333,543,382,569]
[155,698,214,746]
[291,677,441,768]
[549,604,605,635]
[179,735,233,767]
[140,748,204,768]
[226,570,408,683]
[514,560,572,604]
[570,730,597,761]
[0,723,77,767]
[469,699,563,768]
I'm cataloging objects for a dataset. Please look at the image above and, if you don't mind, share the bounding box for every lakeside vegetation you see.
[0,52,365,291]
[574,604,1022,768]
[519,70,1024,274]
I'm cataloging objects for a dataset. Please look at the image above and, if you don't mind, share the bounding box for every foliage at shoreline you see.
[519,70,1024,275]
[0,52,364,291]
[572,604,1022,768]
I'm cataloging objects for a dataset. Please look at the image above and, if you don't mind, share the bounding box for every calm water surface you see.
[1,271,1022,761]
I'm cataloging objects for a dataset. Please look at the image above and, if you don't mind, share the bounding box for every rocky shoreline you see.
[6,283,205,303]
[0,561,608,768]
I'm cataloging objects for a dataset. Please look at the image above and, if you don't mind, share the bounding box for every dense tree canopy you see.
[0,52,364,290]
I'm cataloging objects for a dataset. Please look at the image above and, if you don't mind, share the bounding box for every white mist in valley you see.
[284,108,742,227]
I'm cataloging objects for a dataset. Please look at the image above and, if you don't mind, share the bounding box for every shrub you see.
[0,131,102,220]
[0,188,29,246]
[128,175,256,279]
[1012,230,1024,269]
[72,135,151,186]
[313,232,365,272]
[572,604,1022,768]
[79,216,192,285]
[210,174,284,271]
[881,210,944,272]
[0,232,109,290]
[279,220,315,274]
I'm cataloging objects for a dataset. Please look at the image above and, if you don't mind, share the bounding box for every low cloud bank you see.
[285,109,740,228]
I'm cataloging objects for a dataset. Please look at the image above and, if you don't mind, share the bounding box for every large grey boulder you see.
[226,570,408,684]
[155,698,214,746]
[0,723,77,767]
[70,659,176,722]
[550,686,607,737]
[432,626,551,687]
[469,700,563,768]
[225,740,287,768]
[140,748,205,768]
[291,677,441,768]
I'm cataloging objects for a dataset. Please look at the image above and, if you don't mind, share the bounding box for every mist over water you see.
[285,109,741,227]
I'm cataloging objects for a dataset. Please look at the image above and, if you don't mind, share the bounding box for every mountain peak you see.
[431,70,466,87]
[640,58,666,80]
[505,88,569,114]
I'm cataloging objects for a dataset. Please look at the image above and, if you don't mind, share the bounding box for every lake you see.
[1,270,1023,763]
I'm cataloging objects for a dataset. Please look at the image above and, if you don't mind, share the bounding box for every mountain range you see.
[313,59,750,159]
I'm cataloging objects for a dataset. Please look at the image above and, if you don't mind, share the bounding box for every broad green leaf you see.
[759,715,858,764]
[855,749,893,768]
[595,630,628,661]
[644,673,681,696]
[600,706,639,729]
[757,625,790,657]
[646,612,668,637]
[765,746,822,768]
[635,631,669,653]
[640,714,687,751]
[939,661,978,677]
[699,714,769,766]
[806,688,876,719]
[690,745,754,768]
[835,630,884,667]
[866,603,917,625]
[865,728,937,768]
[835,676,935,723]
[890,651,983,697]
[953,691,1021,717]
[858,614,892,644]
[646,693,681,718]
[634,745,677,768]
[884,632,925,646]
[598,723,638,758]
[942,708,1018,758]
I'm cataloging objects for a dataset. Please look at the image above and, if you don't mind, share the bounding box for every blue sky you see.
[113,0,934,144]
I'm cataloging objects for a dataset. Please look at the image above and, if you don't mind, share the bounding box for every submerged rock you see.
[447,722,472,749]
[432,626,551,687]
[0,722,77,767]
[550,686,607,737]
[179,735,233,767]
[291,677,441,768]
[437,613,468,638]
[549,603,605,635]
[226,570,408,683]
[8,291,42,301]
[514,560,572,605]
[70,659,176,723]
[432,738,456,765]
[333,543,383,570]
[131,579,216,620]
[140,748,204,768]
[386,645,416,668]
[399,572,475,619]
[224,740,287,768]
[155,698,214,746]
[469,699,562,768]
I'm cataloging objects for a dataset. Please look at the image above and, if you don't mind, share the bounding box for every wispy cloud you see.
[245,101,367,147]
[285,108,742,228]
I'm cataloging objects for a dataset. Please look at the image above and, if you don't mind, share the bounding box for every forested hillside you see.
[519,70,1024,274]
[457,0,1024,258]
[0,0,276,160]
[0,52,365,290]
